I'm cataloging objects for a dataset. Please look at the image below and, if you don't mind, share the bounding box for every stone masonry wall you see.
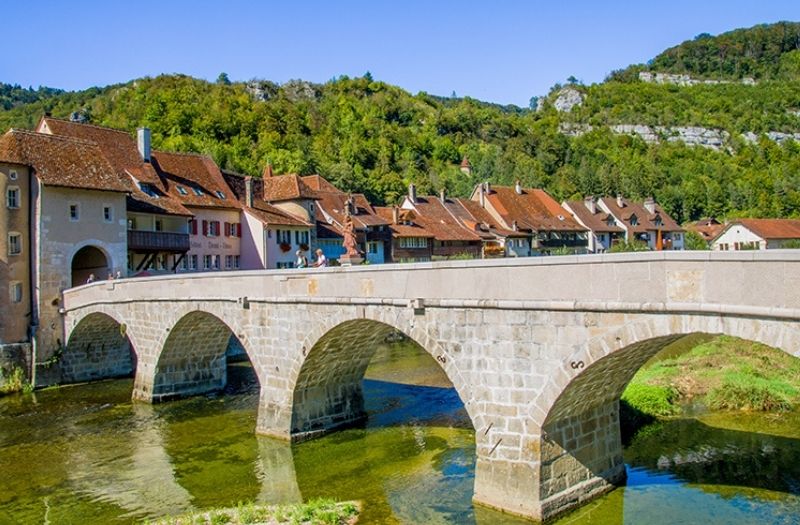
[61,313,133,383]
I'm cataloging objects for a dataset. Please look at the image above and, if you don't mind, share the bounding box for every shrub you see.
[707,375,792,411]
[621,383,680,417]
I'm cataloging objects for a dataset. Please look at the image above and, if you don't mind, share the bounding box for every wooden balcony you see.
[128,230,190,253]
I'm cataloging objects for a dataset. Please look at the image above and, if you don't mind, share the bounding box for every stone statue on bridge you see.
[339,207,363,265]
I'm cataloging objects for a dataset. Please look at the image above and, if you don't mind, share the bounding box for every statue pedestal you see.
[339,255,363,267]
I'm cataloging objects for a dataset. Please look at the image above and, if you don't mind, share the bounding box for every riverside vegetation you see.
[621,335,800,436]
[2,22,800,222]
[145,499,359,525]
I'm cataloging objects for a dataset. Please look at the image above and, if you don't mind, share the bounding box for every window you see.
[203,255,212,270]
[7,187,19,209]
[155,219,163,232]
[630,215,639,226]
[9,170,18,181]
[192,186,204,196]
[139,182,159,198]
[368,242,378,254]
[69,203,79,221]
[225,255,233,269]
[276,261,295,269]
[276,229,292,244]
[189,219,198,235]
[8,232,22,255]
[211,221,220,236]
[180,256,189,271]
[10,282,22,303]
[212,254,221,270]
[188,254,198,270]
[128,217,137,230]
[216,191,226,199]
[233,255,240,269]
[399,237,428,249]
[103,206,113,223]
[177,186,188,195]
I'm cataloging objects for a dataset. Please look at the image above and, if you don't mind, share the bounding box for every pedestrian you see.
[295,250,308,268]
[86,273,96,284]
[313,248,328,268]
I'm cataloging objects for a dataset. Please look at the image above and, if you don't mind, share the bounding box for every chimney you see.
[515,180,522,195]
[584,195,596,214]
[244,176,254,208]
[263,164,274,178]
[137,127,151,162]
[392,206,400,224]
[440,188,446,203]
[479,183,486,207]
[408,183,417,203]
[484,181,491,194]
[616,194,625,208]
[512,220,518,231]
[643,197,656,214]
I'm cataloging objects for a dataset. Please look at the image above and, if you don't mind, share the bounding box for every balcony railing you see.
[128,230,190,252]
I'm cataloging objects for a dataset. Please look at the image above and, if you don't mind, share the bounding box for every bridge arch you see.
[143,309,260,402]
[275,316,478,443]
[532,312,800,519]
[62,311,137,384]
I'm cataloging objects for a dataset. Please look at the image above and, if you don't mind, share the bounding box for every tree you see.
[684,230,709,250]
[216,72,231,85]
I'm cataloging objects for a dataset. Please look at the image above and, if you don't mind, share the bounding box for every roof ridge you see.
[8,128,101,147]
[43,116,134,135]
[153,148,212,160]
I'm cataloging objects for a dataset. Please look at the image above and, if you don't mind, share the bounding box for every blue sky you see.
[3,1,798,106]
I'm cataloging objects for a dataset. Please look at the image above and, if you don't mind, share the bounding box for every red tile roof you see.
[456,198,527,238]
[245,202,312,227]
[599,197,682,234]
[375,207,435,238]
[728,218,800,240]
[300,175,388,232]
[37,117,192,216]
[152,150,240,210]
[406,196,483,242]
[480,186,587,232]
[262,173,319,201]
[0,129,128,192]
[685,218,724,241]
[563,199,625,233]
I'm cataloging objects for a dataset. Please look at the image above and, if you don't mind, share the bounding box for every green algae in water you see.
[2,343,800,524]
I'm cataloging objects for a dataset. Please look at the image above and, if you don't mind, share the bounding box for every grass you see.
[623,335,800,416]
[145,499,359,525]
[0,367,31,395]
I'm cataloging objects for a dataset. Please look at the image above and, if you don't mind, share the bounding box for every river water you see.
[1,342,800,524]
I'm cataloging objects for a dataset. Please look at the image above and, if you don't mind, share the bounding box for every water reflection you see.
[2,343,800,524]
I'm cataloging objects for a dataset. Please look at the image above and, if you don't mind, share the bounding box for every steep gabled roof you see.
[456,198,527,238]
[261,173,319,201]
[152,150,240,210]
[37,117,191,216]
[685,217,724,241]
[479,185,586,232]
[724,218,800,240]
[599,197,682,234]
[245,201,312,227]
[375,207,435,238]
[564,200,625,233]
[407,196,483,242]
[0,129,128,192]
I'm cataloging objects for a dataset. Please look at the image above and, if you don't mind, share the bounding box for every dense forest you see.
[2,22,800,222]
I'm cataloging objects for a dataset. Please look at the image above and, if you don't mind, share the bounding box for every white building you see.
[712,219,800,250]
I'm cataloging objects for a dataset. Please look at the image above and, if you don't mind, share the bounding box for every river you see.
[1,342,799,524]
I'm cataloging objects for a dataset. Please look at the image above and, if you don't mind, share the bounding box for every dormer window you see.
[216,191,226,199]
[630,215,638,226]
[654,215,663,226]
[177,186,188,195]
[192,186,203,196]
[139,182,159,198]
[606,217,616,227]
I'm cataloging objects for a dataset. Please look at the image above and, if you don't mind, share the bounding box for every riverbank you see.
[146,499,359,525]
[622,335,800,421]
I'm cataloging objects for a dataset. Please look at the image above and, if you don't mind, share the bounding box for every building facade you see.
[597,196,684,250]
[712,219,800,250]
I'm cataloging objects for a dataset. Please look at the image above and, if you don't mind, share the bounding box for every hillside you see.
[2,22,800,222]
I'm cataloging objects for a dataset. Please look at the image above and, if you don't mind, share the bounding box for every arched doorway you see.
[71,246,110,286]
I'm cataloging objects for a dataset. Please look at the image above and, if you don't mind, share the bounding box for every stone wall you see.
[60,312,133,384]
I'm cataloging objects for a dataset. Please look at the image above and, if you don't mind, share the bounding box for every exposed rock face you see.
[281,79,320,102]
[741,131,800,145]
[639,71,756,86]
[553,87,584,113]
[245,80,279,101]
[560,122,729,150]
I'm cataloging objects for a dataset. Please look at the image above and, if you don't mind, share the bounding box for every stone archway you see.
[71,245,110,286]
[138,310,255,403]
[62,312,136,384]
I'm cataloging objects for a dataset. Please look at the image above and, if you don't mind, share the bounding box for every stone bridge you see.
[59,252,800,522]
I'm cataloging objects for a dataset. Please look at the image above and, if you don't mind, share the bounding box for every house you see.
[597,195,684,250]
[469,182,589,255]
[685,217,724,246]
[0,128,128,372]
[449,197,531,257]
[222,171,314,269]
[712,219,800,250]
[401,185,484,259]
[375,206,434,263]
[36,118,193,274]
[562,197,625,253]
[151,151,243,272]
[301,175,391,264]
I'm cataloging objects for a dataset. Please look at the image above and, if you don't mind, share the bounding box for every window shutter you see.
[202,220,208,236]
[190,220,198,235]
[236,223,242,237]
[224,222,231,236]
